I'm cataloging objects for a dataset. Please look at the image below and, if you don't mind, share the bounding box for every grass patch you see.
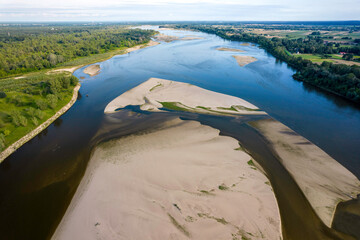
[160,102,190,112]
[247,159,255,167]
[149,83,163,92]
[217,106,238,112]
[196,106,210,110]
[198,213,229,225]
[218,184,229,191]
[168,213,190,237]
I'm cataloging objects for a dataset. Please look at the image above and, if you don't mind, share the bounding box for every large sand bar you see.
[251,119,360,227]
[53,118,281,240]
[105,78,265,115]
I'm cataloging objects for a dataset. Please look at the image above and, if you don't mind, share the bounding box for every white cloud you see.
[0,0,359,21]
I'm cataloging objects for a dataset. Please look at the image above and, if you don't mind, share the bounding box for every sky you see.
[0,0,359,22]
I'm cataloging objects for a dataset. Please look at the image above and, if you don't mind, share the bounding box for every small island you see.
[105,78,265,115]
[217,47,245,52]
[83,64,100,76]
[232,55,258,67]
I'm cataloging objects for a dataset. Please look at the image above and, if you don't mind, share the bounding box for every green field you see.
[295,54,334,63]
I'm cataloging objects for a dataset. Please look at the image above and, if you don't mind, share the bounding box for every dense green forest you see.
[174,24,360,103]
[0,24,156,152]
[0,25,156,77]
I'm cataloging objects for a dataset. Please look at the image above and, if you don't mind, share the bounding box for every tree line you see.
[0,26,156,77]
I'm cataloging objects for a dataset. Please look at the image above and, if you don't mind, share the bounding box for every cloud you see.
[0,0,359,21]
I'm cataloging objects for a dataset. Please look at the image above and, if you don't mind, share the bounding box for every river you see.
[0,26,359,239]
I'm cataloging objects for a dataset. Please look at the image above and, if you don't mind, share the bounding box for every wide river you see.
[1,26,360,239]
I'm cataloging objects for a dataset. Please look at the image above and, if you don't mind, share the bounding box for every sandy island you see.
[105,78,265,115]
[251,119,360,227]
[217,47,245,52]
[83,64,100,76]
[240,43,250,46]
[53,117,281,240]
[154,33,179,42]
[232,55,258,67]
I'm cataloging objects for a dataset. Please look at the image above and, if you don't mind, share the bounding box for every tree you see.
[343,53,354,61]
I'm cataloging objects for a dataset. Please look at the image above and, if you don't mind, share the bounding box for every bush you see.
[11,111,22,126]
[19,115,28,127]
[35,99,48,110]
[35,109,44,119]
[0,133,5,151]
[70,76,79,86]
[0,91,6,98]
[26,107,36,117]
[46,94,58,109]
[31,117,38,126]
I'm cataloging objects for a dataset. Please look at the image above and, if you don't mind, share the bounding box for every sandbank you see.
[181,36,204,40]
[105,78,265,115]
[240,43,250,46]
[250,119,360,227]
[217,47,245,52]
[83,64,100,76]
[154,33,179,42]
[53,118,281,240]
[232,55,258,67]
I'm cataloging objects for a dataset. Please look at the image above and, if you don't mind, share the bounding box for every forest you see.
[0,25,156,77]
[174,24,360,103]
[0,24,156,151]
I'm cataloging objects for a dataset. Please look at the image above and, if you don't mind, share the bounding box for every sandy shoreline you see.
[105,78,265,115]
[53,118,281,240]
[232,55,258,67]
[251,119,360,227]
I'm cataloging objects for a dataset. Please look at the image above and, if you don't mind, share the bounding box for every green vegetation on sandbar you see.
[160,102,191,112]
[247,159,255,167]
[218,184,229,190]
[0,72,78,151]
[149,83,163,92]
[168,213,190,237]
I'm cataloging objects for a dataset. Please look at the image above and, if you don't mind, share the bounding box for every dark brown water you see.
[1,27,360,239]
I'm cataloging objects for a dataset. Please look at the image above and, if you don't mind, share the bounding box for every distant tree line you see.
[175,25,360,103]
[0,26,156,77]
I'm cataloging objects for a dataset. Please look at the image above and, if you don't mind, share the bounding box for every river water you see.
[0,26,359,239]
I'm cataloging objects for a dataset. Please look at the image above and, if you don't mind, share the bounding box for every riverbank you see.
[0,84,80,162]
[53,117,281,240]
